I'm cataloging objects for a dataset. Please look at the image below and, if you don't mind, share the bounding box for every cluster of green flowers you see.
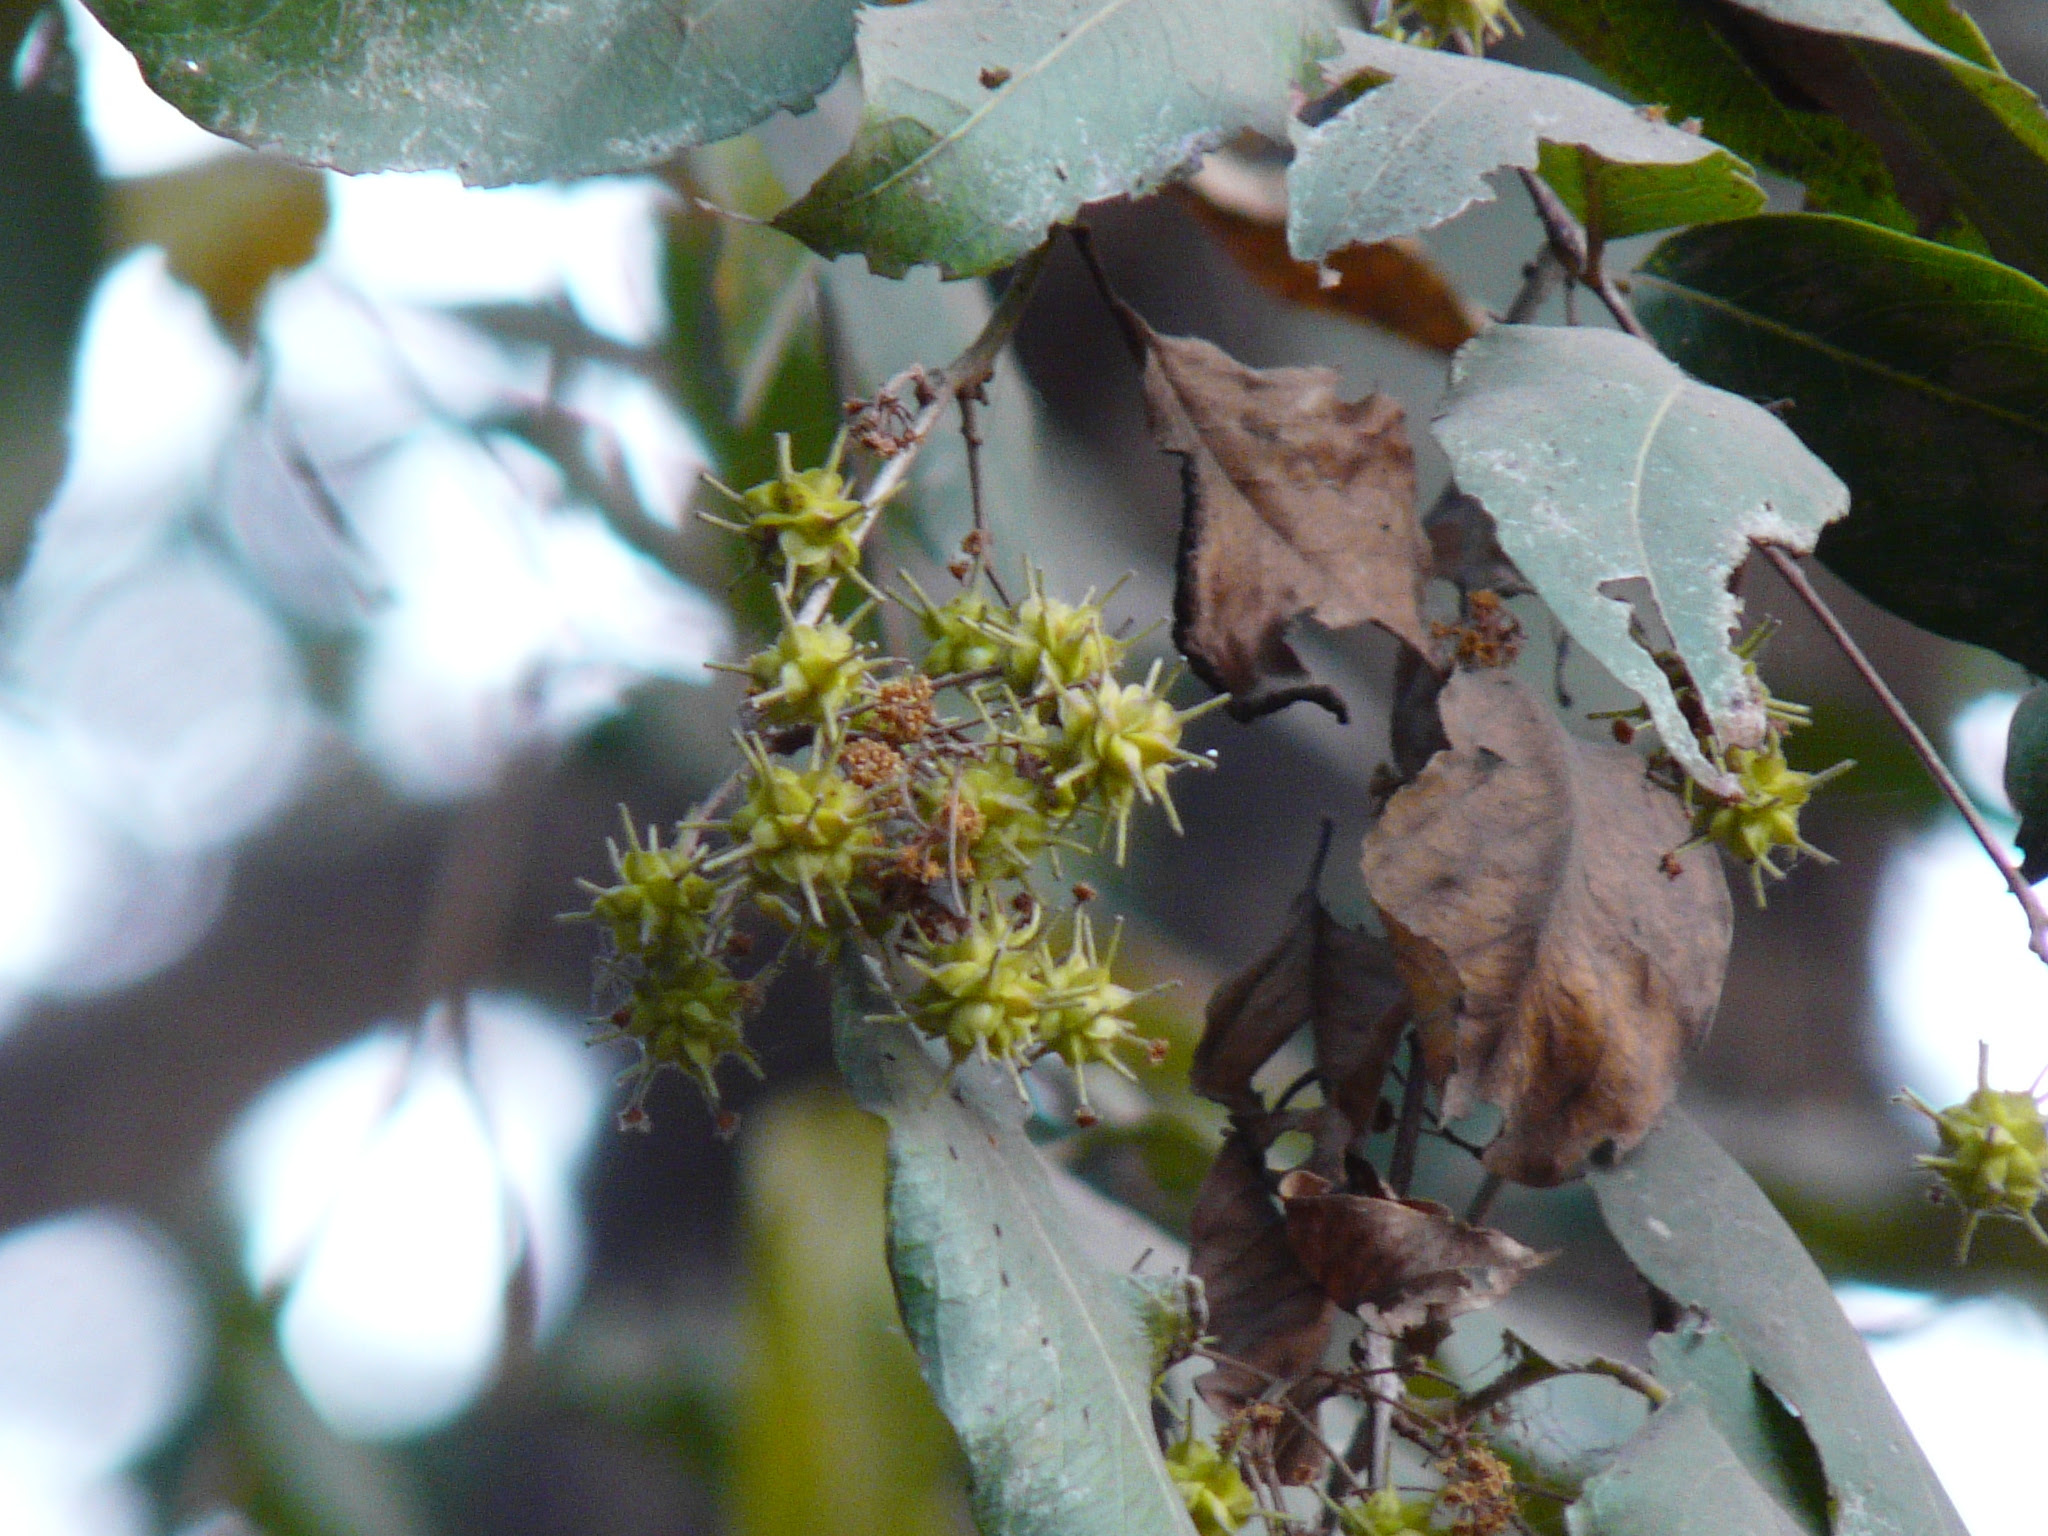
[1374,0,1520,51]
[1898,1045,2048,1264]
[1604,625,1853,905]
[573,434,1216,1129]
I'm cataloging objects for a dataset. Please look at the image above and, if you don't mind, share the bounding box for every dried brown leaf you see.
[1192,883,1408,1144]
[1359,670,1733,1186]
[1276,1168,1544,1334]
[1189,1128,1337,1482]
[1129,316,1432,722]
[1174,175,1480,355]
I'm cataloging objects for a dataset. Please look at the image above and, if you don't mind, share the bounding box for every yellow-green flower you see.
[1898,1045,2048,1262]
[1165,1429,1254,1536]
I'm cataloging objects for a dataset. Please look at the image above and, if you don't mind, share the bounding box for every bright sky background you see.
[0,6,2040,1533]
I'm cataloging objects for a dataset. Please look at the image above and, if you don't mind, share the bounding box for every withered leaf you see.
[1128,314,1432,721]
[1192,880,1409,1148]
[1173,172,1480,355]
[1359,669,1733,1187]
[1189,1128,1337,1482]
[1276,1168,1543,1334]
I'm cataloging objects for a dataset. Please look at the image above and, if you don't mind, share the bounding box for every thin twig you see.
[795,243,1052,626]
[1500,244,1564,326]
[1388,1034,1428,1197]
[1760,544,2048,963]
[1465,1172,1503,1226]
[958,389,1014,604]
[1514,170,1651,344]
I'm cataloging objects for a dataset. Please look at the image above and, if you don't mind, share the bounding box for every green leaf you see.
[1285,33,1762,259]
[2,14,100,591]
[1565,1396,1809,1536]
[776,0,1339,278]
[1517,0,1917,230]
[1432,324,1848,794]
[1647,1322,1829,1536]
[1704,0,2048,281]
[2006,685,2048,881]
[84,0,863,183]
[1634,213,2048,681]
[833,967,1198,1536]
[1588,1108,1968,1536]
[734,1085,965,1536]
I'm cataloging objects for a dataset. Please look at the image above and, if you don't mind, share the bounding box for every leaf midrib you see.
[1637,273,2048,439]
[836,0,1151,212]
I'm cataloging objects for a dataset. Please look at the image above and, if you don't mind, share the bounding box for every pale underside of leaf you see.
[1433,325,1849,795]
[1590,1109,1969,1536]
[1565,1396,1810,1536]
[1287,31,1759,260]
[1359,670,1732,1187]
[88,0,864,183]
[834,971,1196,1536]
[775,0,1341,277]
[1132,321,1431,720]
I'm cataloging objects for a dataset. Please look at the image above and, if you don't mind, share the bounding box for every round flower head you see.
[903,897,1046,1077]
[1333,1488,1433,1536]
[1165,1428,1254,1536]
[575,811,721,964]
[1898,1043,2048,1262]
[702,431,868,591]
[710,737,882,929]
[997,569,1126,696]
[1029,914,1165,1122]
[597,951,760,1133]
[1694,730,1852,905]
[911,583,1006,679]
[916,756,1056,883]
[739,600,875,735]
[1053,661,1218,861]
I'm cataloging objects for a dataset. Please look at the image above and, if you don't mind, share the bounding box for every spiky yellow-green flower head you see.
[715,433,865,587]
[1001,578,1126,695]
[715,742,881,927]
[916,588,1006,679]
[904,899,1046,1069]
[1030,914,1158,1119]
[916,756,1055,883]
[1898,1046,2048,1263]
[1052,661,1214,860]
[1165,1429,1255,1536]
[1333,1487,1434,1536]
[1695,730,1850,905]
[743,613,873,732]
[578,814,720,963]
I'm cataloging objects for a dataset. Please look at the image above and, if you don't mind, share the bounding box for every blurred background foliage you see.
[0,3,2045,1536]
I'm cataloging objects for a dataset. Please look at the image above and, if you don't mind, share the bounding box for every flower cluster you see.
[1898,1045,2048,1263]
[574,440,1215,1129]
[1604,626,1853,904]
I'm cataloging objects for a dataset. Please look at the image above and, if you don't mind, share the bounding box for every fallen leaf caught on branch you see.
[1192,872,1408,1149]
[1122,315,1433,721]
[1277,1168,1544,1336]
[1188,1128,1338,1483]
[1360,670,1733,1186]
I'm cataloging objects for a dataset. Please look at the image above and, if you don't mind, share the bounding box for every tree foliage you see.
[50,0,2048,1531]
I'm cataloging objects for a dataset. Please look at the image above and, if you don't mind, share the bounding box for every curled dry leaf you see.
[1191,877,1409,1157]
[1123,311,1433,721]
[1276,1168,1544,1334]
[1188,1128,1338,1483]
[1173,161,1480,355]
[1360,669,1733,1186]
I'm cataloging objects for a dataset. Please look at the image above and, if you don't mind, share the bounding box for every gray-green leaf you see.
[833,968,1197,1536]
[1589,1108,1967,1536]
[2006,685,2048,882]
[1432,325,1848,795]
[1566,1396,1809,1536]
[85,0,863,183]
[776,0,1339,278]
[1634,213,2048,684]
[1648,1322,1829,1535]
[1287,32,1761,260]
[1708,0,2048,281]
